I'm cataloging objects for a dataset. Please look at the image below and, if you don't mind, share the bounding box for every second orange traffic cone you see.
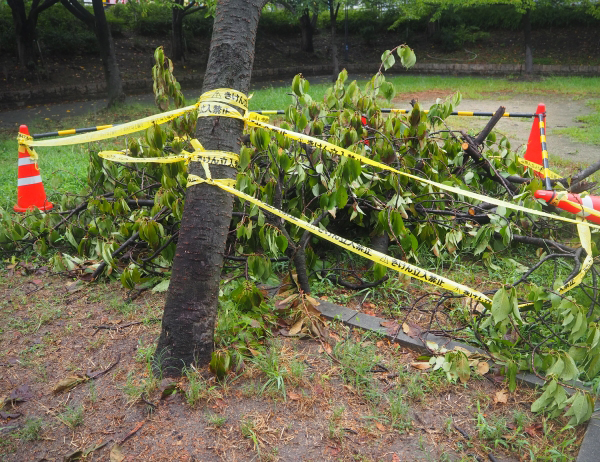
[14,125,53,213]
[524,103,546,179]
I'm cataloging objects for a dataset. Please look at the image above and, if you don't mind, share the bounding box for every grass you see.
[16,417,43,441]
[57,405,84,429]
[555,99,600,145]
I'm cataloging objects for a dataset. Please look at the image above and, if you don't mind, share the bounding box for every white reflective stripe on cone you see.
[577,196,595,218]
[18,157,36,166]
[18,175,42,186]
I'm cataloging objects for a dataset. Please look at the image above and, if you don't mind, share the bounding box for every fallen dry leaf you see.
[402,322,422,338]
[476,361,490,375]
[494,390,508,404]
[380,320,399,336]
[524,422,543,438]
[410,361,431,370]
[53,375,88,393]
[319,342,333,354]
[110,444,125,462]
[375,421,386,431]
[288,319,304,336]
[453,346,472,356]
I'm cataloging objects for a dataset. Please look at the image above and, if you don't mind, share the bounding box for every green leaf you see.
[152,279,170,293]
[398,46,416,69]
[275,234,288,253]
[380,81,395,102]
[507,361,518,392]
[559,352,579,381]
[491,287,512,324]
[336,187,348,209]
[545,355,565,378]
[564,391,590,425]
[381,50,395,70]
[531,379,558,413]
[372,263,386,280]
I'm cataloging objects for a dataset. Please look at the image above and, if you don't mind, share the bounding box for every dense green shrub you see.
[258,10,300,35]
[183,12,213,38]
[0,5,15,55]
[37,5,97,56]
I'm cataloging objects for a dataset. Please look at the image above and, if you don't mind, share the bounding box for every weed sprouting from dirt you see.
[388,391,413,432]
[16,418,43,442]
[252,340,289,399]
[184,366,221,407]
[332,337,382,404]
[57,405,84,429]
[205,412,227,428]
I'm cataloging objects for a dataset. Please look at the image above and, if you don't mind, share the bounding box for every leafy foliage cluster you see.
[1,45,599,423]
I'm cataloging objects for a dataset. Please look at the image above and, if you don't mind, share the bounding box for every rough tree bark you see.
[156,0,267,376]
[7,0,59,69]
[299,8,317,53]
[61,0,125,108]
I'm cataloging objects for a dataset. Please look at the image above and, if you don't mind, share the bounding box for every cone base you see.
[13,202,54,213]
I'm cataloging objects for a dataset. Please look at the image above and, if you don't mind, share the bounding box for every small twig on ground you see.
[140,393,157,410]
[87,353,121,380]
[453,423,470,440]
[119,420,145,444]
[91,321,143,335]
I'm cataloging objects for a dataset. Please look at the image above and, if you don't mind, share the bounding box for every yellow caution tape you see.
[559,220,593,294]
[17,132,39,165]
[22,103,200,147]
[187,172,493,305]
[100,151,189,164]
[518,157,562,179]
[99,139,239,168]
[37,86,596,306]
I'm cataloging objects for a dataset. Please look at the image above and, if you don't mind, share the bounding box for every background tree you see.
[326,0,340,79]
[277,1,319,52]
[170,0,210,62]
[7,0,59,69]
[60,0,125,107]
[156,0,268,376]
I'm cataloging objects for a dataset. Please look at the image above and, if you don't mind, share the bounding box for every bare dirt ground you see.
[398,93,599,166]
[0,271,586,461]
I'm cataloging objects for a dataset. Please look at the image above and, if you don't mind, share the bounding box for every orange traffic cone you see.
[14,125,53,213]
[534,190,600,225]
[523,103,546,179]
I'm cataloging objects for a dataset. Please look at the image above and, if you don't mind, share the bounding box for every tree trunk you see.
[92,0,124,107]
[523,8,533,75]
[8,0,59,70]
[299,9,315,53]
[171,2,185,62]
[15,17,37,69]
[328,1,339,81]
[156,0,266,377]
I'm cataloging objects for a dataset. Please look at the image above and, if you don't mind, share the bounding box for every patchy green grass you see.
[555,99,600,145]
[387,75,600,99]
